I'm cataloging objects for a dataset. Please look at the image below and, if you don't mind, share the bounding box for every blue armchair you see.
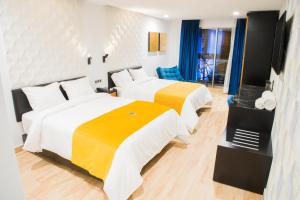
[156,66,184,81]
[156,66,197,83]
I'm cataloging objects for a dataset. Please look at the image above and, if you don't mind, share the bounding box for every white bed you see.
[22,93,190,200]
[115,77,213,132]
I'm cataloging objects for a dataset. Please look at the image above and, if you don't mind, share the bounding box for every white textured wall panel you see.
[0,0,87,89]
[104,6,169,77]
[266,0,300,199]
[0,1,171,145]
[79,4,170,88]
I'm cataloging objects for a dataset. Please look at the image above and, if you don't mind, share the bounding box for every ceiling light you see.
[233,11,240,16]
[163,14,169,18]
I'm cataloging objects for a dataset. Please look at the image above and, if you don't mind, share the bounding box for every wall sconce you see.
[102,54,109,63]
[87,56,92,65]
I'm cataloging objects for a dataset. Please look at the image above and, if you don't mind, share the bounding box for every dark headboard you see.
[12,77,84,122]
[107,66,142,90]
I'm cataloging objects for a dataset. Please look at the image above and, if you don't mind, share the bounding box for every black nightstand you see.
[96,87,117,97]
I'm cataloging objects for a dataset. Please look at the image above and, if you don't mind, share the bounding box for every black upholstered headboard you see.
[12,77,84,122]
[107,66,142,90]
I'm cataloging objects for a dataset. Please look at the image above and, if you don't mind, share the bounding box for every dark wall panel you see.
[243,11,279,86]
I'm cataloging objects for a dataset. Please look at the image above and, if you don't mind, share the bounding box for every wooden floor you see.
[16,88,263,200]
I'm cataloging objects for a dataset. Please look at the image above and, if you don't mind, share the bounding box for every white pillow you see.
[22,82,66,111]
[60,77,95,100]
[111,70,133,87]
[128,68,149,81]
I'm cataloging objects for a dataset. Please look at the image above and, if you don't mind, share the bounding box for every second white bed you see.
[116,77,213,132]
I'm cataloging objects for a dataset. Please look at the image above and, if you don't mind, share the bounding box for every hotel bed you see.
[108,66,213,132]
[12,78,190,200]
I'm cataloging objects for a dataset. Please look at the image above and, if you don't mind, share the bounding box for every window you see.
[197,28,232,87]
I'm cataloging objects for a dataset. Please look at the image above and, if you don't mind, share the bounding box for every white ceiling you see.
[89,0,283,20]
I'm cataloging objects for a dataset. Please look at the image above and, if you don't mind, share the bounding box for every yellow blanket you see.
[71,101,170,180]
[154,82,201,114]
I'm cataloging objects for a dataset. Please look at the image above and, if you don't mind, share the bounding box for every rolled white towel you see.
[255,97,265,110]
[264,97,276,111]
[262,91,276,111]
[262,91,275,101]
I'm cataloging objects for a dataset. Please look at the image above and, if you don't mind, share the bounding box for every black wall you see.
[243,11,279,86]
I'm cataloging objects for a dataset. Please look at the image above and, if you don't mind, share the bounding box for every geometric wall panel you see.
[0,0,87,89]
[104,6,168,76]
[266,1,300,199]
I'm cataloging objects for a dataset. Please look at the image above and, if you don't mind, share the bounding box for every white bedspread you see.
[116,77,213,131]
[23,93,190,200]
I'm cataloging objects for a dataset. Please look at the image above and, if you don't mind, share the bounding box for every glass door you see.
[198,28,231,87]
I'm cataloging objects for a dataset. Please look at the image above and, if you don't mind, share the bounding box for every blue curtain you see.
[228,19,247,95]
[179,20,200,81]
[196,28,202,80]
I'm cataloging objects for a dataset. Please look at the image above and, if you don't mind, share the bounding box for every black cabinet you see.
[213,85,274,194]
[213,131,273,194]
[243,11,279,86]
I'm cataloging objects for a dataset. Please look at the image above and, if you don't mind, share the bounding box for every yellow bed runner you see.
[71,101,170,180]
[154,82,201,114]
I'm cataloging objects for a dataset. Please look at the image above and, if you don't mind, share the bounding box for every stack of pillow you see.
[255,91,276,111]
[111,68,149,88]
[22,77,95,111]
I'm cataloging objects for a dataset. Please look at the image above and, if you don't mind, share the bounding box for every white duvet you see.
[23,93,190,200]
[116,77,213,132]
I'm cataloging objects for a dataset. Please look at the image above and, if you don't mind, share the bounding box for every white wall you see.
[102,6,169,79]
[265,0,300,199]
[0,0,87,89]
[0,79,24,200]
[0,30,23,147]
[79,2,108,89]
[0,0,89,147]
[200,19,235,29]
[79,3,171,87]
[0,78,24,200]
[167,20,181,67]
[0,25,24,200]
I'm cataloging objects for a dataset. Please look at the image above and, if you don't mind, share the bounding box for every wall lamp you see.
[87,56,92,65]
[103,54,109,63]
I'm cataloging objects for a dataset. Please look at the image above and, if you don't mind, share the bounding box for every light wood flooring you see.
[16,88,263,200]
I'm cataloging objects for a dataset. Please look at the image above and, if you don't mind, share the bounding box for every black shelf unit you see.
[213,85,274,194]
[243,11,279,86]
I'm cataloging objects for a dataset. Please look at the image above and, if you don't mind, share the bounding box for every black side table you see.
[213,84,274,194]
[96,87,117,97]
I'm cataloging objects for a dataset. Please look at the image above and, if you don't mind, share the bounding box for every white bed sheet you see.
[116,77,213,132]
[23,93,190,200]
[22,111,38,133]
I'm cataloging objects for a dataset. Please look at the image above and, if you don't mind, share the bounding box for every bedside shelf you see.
[213,85,274,194]
[213,129,272,194]
[96,87,117,96]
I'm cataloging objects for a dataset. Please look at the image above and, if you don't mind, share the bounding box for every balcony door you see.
[198,28,232,87]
